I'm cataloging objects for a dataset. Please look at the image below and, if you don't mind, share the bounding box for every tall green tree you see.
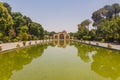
[77,24,89,40]
[112,3,120,18]
[12,12,26,36]
[81,19,92,30]
[29,22,44,39]
[3,2,12,14]
[0,2,13,36]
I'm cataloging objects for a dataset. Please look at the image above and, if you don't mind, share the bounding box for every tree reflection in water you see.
[91,48,120,80]
[0,41,120,80]
[75,43,120,80]
[0,44,49,80]
[75,43,96,63]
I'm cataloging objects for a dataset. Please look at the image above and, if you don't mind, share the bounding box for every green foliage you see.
[35,41,37,44]
[0,46,2,51]
[3,36,10,42]
[97,17,120,42]
[76,3,120,43]
[9,28,16,39]
[22,33,29,41]
[92,3,120,27]
[16,44,20,48]
[101,39,105,42]
[0,32,3,40]
[0,2,13,36]
[89,29,96,40]
[96,43,99,46]
[22,41,26,46]
[0,2,45,43]
[11,38,18,42]
[107,43,112,48]
[16,36,21,41]
[83,36,91,40]
[33,36,38,40]
[96,37,104,41]
[20,25,28,33]
[29,41,31,45]
[3,2,12,14]
[29,22,44,39]
[81,19,91,30]
[49,31,56,36]
[77,24,89,39]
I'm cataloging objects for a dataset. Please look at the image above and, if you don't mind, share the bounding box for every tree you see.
[29,22,44,39]
[20,25,28,33]
[97,18,120,42]
[89,29,96,40]
[23,16,32,33]
[9,28,16,39]
[22,33,28,41]
[112,3,120,18]
[12,12,26,36]
[0,2,13,36]
[3,2,12,14]
[104,5,114,19]
[77,24,89,40]
[92,8,107,28]
[49,31,56,36]
[81,19,92,30]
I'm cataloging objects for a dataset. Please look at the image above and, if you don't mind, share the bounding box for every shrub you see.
[83,40,86,43]
[12,39,18,42]
[101,39,105,42]
[107,43,112,48]
[96,43,99,46]
[16,37,21,41]
[22,33,29,41]
[29,41,31,45]
[3,36,10,42]
[89,41,91,44]
[23,41,26,46]
[0,41,3,44]
[0,46,2,51]
[106,36,114,42]
[80,39,83,42]
[16,44,20,48]
[33,36,38,40]
[96,37,103,41]
[83,36,91,40]
[35,41,37,44]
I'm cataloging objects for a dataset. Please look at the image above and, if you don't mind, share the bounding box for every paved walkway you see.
[79,40,120,50]
[0,40,50,52]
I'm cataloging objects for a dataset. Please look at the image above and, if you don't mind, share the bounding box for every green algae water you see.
[0,41,120,80]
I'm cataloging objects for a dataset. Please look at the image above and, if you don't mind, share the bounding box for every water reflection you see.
[75,43,120,80]
[0,44,49,80]
[53,40,70,48]
[75,43,95,63]
[0,41,120,80]
[91,49,120,80]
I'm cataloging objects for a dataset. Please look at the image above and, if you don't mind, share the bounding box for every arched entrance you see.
[53,31,70,47]
[60,34,64,40]
[58,33,66,40]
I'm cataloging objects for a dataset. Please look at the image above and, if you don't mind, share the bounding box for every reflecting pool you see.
[0,41,120,80]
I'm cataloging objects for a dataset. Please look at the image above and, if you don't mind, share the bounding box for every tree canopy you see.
[76,3,120,43]
[0,2,45,42]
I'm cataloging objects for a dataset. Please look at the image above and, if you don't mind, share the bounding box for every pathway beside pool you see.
[0,40,50,52]
[80,41,120,51]
[0,40,120,53]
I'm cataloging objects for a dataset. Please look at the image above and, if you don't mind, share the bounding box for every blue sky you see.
[1,0,120,32]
